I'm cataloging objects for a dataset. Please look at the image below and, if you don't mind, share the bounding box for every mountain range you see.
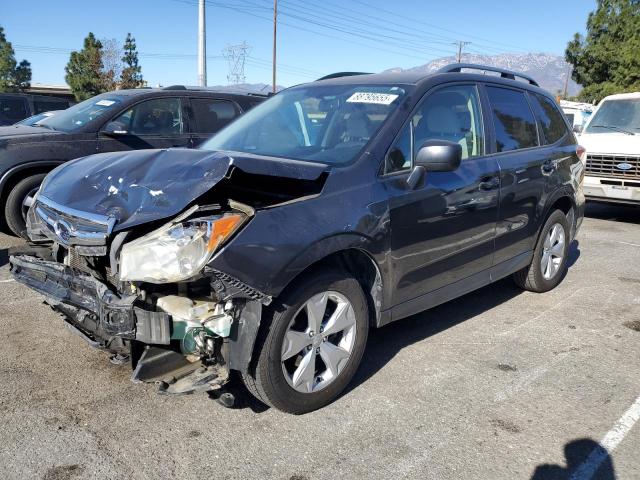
[386,53,580,96]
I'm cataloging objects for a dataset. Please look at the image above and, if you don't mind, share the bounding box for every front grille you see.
[34,195,115,246]
[585,154,640,179]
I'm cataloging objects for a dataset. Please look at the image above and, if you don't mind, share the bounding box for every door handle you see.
[479,176,499,191]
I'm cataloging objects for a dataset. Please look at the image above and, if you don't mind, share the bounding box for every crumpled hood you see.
[38,148,328,232]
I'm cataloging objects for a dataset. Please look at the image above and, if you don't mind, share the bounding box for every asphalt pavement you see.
[0,203,638,480]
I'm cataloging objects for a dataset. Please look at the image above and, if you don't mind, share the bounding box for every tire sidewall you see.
[5,174,46,238]
[531,210,571,290]
[257,270,369,413]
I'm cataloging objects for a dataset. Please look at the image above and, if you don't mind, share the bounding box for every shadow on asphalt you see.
[0,248,7,268]
[530,438,615,479]
[585,202,640,225]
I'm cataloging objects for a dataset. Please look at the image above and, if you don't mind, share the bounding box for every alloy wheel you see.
[541,223,566,280]
[281,291,357,394]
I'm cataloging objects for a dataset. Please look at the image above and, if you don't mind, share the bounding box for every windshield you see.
[43,94,124,132]
[201,84,408,164]
[585,98,640,135]
[16,112,49,126]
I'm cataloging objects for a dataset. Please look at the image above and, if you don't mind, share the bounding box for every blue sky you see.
[3,0,595,88]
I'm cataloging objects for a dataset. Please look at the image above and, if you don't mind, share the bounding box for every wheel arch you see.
[0,161,63,232]
[0,161,63,199]
[275,245,384,329]
[542,187,577,240]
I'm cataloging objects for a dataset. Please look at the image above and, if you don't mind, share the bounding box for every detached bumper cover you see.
[10,255,170,345]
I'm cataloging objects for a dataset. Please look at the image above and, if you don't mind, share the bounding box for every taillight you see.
[576,145,587,163]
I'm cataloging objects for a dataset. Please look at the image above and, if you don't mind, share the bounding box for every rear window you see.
[33,99,69,114]
[0,96,28,121]
[486,86,538,152]
[529,93,568,145]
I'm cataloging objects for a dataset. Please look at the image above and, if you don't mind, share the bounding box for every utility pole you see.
[198,0,207,86]
[272,0,278,93]
[453,41,471,63]
[562,64,571,99]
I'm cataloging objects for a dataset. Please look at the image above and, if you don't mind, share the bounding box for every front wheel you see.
[4,173,46,238]
[242,269,369,414]
[513,209,571,292]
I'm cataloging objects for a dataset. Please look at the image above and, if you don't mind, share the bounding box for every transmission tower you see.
[223,42,251,85]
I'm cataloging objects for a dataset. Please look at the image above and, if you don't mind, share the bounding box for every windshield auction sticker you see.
[346,92,399,105]
[95,99,116,107]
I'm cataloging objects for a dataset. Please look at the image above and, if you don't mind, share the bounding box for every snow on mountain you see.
[387,53,580,96]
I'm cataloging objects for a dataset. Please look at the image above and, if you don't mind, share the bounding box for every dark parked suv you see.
[9,64,585,413]
[0,87,265,237]
[0,93,73,126]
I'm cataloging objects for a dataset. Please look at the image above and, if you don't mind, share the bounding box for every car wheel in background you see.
[513,208,571,293]
[242,268,369,414]
[4,173,46,238]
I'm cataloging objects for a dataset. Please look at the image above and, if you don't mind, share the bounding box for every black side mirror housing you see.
[415,140,462,172]
[101,122,128,136]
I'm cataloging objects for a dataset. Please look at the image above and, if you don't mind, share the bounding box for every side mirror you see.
[101,122,128,136]
[572,124,583,134]
[415,140,462,172]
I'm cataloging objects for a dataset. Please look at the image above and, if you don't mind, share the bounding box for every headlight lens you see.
[119,213,246,283]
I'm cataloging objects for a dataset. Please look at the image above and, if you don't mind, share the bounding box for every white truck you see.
[578,92,640,205]
[560,100,594,132]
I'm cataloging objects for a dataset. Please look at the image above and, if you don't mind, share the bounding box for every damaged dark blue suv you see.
[10,64,585,413]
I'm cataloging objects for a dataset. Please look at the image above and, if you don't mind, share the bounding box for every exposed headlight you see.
[119,212,247,283]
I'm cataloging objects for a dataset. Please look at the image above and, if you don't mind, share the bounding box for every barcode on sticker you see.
[346,92,399,105]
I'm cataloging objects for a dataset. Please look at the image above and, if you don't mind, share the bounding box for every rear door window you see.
[191,98,240,134]
[529,93,569,144]
[486,86,538,152]
[0,96,28,121]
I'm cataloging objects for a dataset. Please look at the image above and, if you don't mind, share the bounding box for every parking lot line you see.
[569,395,640,480]
[0,279,15,283]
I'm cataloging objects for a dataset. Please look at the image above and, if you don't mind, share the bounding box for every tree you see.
[120,33,144,89]
[565,0,640,103]
[65,33,104,101]
[101,38,123,92]
[0,26,32,92]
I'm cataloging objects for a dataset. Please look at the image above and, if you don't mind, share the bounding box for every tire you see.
[242,268,369,414]
[4,173,46,238]
[513,209,571,293]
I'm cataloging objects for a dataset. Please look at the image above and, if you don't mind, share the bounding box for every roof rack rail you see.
[438,63,539,87]
[316,72,371,81]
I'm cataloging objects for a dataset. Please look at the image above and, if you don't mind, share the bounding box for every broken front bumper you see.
[10,255,171,346]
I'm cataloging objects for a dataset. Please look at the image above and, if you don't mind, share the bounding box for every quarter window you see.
[191,99,240,134]
[529,93,568,144]
[486,86,538,152]
[111,98,183,135]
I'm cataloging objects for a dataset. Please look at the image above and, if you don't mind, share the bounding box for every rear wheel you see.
[4,174,46,238]
[242,268,369,414]
[513,209,570,292]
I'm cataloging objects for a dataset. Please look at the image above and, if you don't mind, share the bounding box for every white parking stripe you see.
[569,395,640,480]
[0,279,15,283]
